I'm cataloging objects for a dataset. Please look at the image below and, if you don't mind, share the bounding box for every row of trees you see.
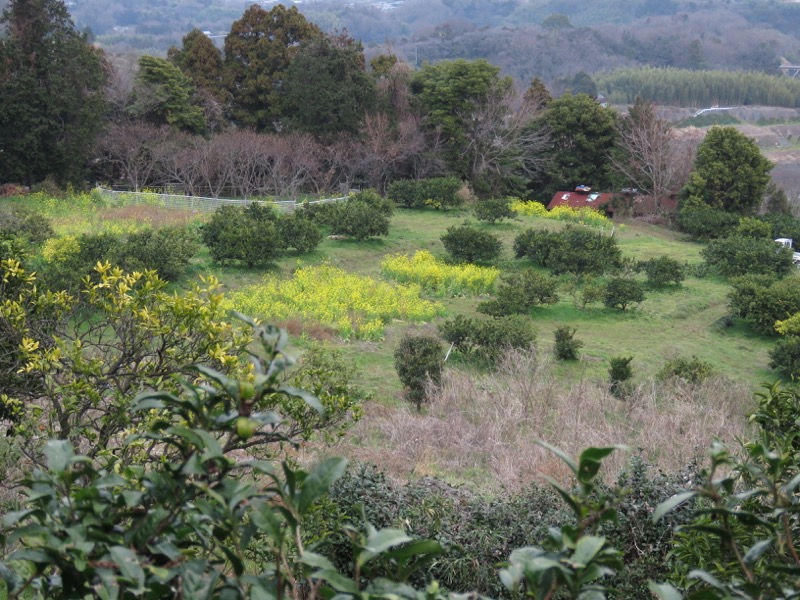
[1,0,706,205]
[597,66,800,108]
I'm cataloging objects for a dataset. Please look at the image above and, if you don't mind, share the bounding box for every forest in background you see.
[18,0,800,92]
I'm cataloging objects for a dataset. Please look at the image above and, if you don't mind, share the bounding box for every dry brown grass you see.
[99,205,201,227]
[274,318,337,342]
[341,349,754,490]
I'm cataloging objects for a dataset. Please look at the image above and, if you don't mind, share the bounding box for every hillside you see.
[51,0,800,91]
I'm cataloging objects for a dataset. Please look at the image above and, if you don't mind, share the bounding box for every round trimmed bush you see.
[441,223,502,263]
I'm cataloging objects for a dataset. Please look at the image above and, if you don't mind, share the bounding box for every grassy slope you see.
[256,210,775,392]
[25,197,775,393]
[4,195,778,486]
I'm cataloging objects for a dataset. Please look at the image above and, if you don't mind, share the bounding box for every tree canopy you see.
[683,126,773,214]
[0,0,107,184]
[280,35,376,135]
[540,93,619,194]
[223,4,322,130]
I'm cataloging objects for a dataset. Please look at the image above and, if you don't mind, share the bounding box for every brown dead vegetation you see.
[342,348,753,490]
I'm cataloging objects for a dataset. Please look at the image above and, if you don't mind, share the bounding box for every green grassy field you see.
[10,195,777,391]
[2,193,780,486]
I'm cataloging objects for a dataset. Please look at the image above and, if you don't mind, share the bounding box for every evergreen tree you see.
[128,55,207,135]
[540,93,619,194]
[683,126,773,214]
[223,4,322,130]
[168,29,226,101]
[280,35,377,135]
[411,59,513,181]
[0,0,107,184]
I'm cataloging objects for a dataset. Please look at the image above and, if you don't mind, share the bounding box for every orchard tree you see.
[224,4,322,130]
[280,35,377,135]
[683,126,773,214]
[540,93,619,195]
[0,0,107,184]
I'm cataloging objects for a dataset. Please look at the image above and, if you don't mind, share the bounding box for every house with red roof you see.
[547,187,677,218]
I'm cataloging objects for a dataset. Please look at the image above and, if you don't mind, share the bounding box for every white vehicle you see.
[775,238,800,267]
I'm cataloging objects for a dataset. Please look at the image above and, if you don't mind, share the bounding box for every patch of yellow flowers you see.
[510,199,609,227]
[223,265,446,341]
[381,250,499,296]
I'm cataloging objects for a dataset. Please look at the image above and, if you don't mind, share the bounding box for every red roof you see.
[547,190,678,214]
[547,190,617,210]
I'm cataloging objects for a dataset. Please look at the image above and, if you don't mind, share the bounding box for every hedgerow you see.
[223,265,445,340]
[380,250,499,296]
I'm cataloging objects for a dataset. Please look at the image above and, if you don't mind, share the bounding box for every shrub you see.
[609,355,634,396]
[329,199,391,240]
[547,226,622,275]
[603,277,645,310]
[439,314,536,363]
[223,266,445,341]
[202,204,282,267]
[0,206,55,246]
[734,217,772,239]
[116,225,199,281]
[675,199,739,240]
[515,226,622,276]
[394,334,444,410]
[380,250,499,296]
[769,336,800,378]
[387,177,463,209]
[657,355,714,384]
[40,232,125,293]
[440,223,503,263]
[639,255,685,287]
[477,270,559,317]
[729,274,800,334]
[473,315,536,363]
[564,275,605,310]
[513,227,558,263]
[702,235,793,277]
[474,198,515,224]
[349,189,395,217]
[279,213,323,253]
[553,325,584,360]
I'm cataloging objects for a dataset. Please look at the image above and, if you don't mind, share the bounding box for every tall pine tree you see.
[0,0,107,184]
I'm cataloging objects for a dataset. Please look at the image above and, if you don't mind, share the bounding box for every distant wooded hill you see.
[64,0,800,92]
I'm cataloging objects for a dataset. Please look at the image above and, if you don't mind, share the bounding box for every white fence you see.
[96,188,348,213]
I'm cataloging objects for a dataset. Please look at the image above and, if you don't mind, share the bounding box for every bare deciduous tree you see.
[95,122,171,191]
[357,112,426,193]
[459,84,550,196]
[611,99,696,209]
